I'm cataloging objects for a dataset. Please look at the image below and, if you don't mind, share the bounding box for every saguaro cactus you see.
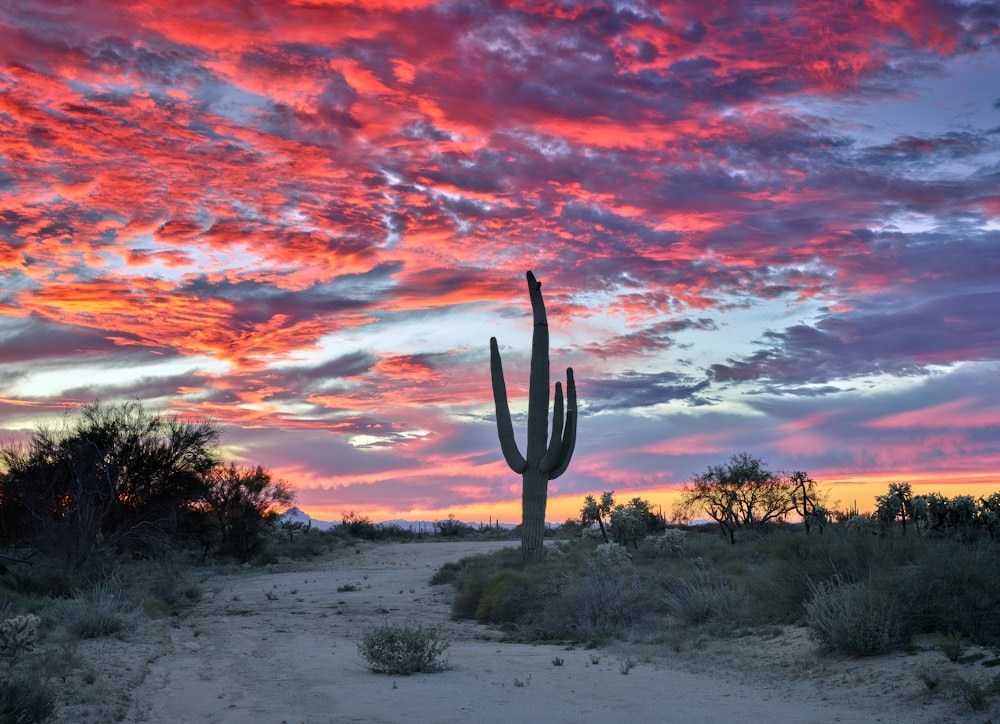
[490,271,577,563]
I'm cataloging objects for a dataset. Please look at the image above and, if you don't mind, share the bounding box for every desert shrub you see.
[434,515,474,537]
[266,526,338,559]
[443,548,523,619]
[357,623,448,674]
[904,539,1000,642]
[0,676,56,724]
[663,560,744,626]
[60,579,143,639]
[645,529,688,557]
[558,559,657,633]
[339,512,377,539]
[608,497,665,549]
[374,524,419,541]
[13,561,86,598]
[429,561,462,586]
[593,542,631,567]
[473,567,554,624]
[844,515,878,536]
[804,575,906,655]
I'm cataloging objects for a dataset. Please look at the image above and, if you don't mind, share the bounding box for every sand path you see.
[120,540,985,723]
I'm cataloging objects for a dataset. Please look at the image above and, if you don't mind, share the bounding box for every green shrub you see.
[474,568,536,624]
[429,561,461,586]
[0,676,56,723]
[804,575,906,655]
[446,548,523,620]
[357,623,448,674]
[440,525,1000,648]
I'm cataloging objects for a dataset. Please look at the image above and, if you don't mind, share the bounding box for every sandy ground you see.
[55,539,998,723]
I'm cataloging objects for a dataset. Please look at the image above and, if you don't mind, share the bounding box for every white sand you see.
[59,539,996,723]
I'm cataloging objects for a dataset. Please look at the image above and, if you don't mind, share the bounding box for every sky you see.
[1,1,1000,525]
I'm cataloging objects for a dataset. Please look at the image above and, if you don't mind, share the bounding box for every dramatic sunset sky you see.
[2,1,999,524]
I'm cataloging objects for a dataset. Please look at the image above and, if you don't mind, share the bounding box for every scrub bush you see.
[663,560,743,626]
[357,623,448,674]
[804,576,906,655]
[0,677,56,724]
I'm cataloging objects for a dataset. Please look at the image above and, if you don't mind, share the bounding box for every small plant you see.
[337,584,360,593]
[30,644,81,684]
[619,658,635,675]
[513,678,525,687]
[551,656,564,666]
[590,654,601,664]
[916,664,941,690]
[953,675,989,711]
[939,631,963,662]
[357,623,449,675]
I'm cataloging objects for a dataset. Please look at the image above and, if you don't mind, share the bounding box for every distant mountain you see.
[278,507,336,531]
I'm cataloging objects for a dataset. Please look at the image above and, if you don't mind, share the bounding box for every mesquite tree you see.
[490,271,577,563]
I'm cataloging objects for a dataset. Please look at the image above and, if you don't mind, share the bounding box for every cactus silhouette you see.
[490,271,577,563]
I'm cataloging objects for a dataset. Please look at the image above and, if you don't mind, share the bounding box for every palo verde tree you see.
[491,271,577,563]
[0,400,219,563]
[674,452,794,543]
[196,462,295,562]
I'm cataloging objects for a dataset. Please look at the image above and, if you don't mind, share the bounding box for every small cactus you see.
[0,614,41,664]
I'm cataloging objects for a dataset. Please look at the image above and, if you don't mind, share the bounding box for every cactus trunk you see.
[490,271,577,564]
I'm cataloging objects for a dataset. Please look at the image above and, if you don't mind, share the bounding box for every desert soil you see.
[56,539,998,723]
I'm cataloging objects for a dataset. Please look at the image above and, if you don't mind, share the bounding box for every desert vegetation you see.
[357,623,450,675]
[434,466,1000,710]
[5,402,1000,719]
[0,402,518,721]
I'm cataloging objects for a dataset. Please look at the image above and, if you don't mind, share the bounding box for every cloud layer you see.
[2,0,999,521]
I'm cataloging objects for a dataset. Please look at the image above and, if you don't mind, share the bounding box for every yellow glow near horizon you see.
[294,474,1000,526]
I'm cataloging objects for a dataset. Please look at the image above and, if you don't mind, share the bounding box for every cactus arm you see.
[547,368,577,480]
[490,337,527,474]
[539,381,564,473]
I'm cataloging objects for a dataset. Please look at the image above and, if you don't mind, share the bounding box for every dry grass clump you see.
[59,579,143,639]
[663,560,744,626]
